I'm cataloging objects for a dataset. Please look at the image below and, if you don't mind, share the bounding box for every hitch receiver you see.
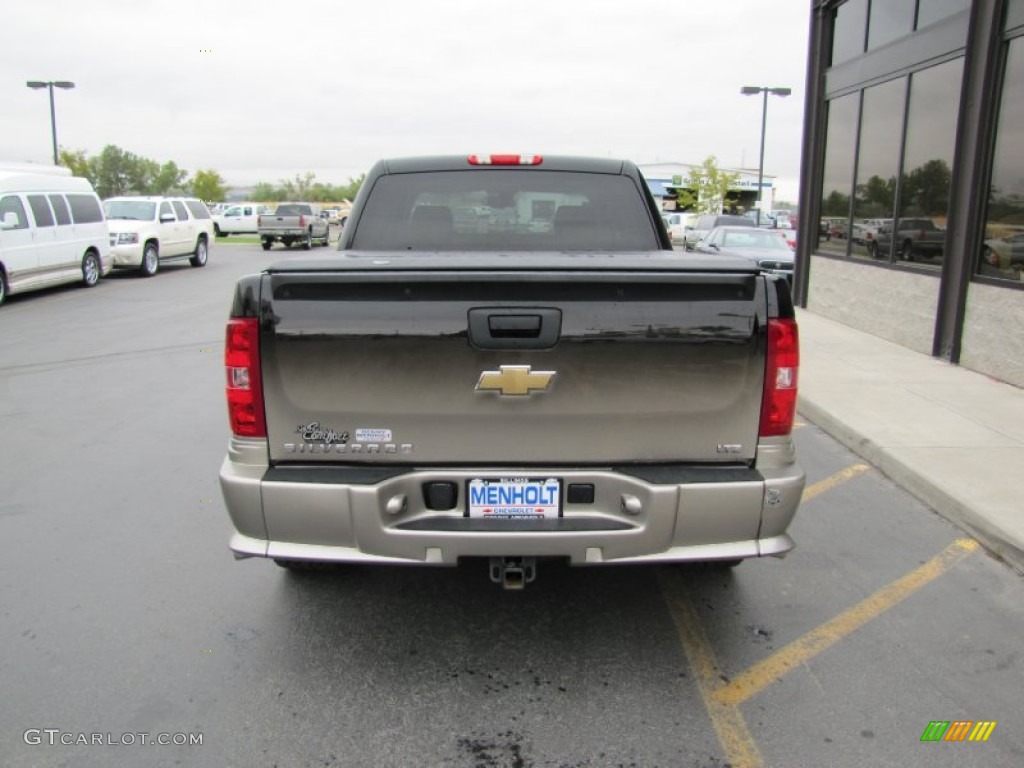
[489,557,537,590]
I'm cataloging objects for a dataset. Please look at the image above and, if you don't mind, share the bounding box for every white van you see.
[0,163,111,306]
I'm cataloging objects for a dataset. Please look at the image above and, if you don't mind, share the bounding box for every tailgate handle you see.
[469,308,561,349]
[489,315,541,337]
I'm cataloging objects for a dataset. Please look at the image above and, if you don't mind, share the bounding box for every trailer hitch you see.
[489,557,537,590]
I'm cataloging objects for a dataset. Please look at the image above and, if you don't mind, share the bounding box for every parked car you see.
[693,225,795,284]
[981,232,1024,276]
[212,203,272,237]
[851,217,891,246]
[871,218,946,261]
[776,227,797,250]
[257,202,330,250]
[0,163,111,306]
[662,212,698,246]
[104,196,214,276]
[820,217,848,240]
[219,154,804,584]
[683,213,754,251]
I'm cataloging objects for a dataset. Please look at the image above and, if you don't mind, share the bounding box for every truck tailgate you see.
[259,267,767,465]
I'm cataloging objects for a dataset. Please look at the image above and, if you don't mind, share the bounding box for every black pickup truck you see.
[219,154,804,588]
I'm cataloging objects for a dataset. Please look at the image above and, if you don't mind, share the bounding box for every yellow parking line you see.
[713,539,978,706]
[802,463,871,503]
[660,570,764,768]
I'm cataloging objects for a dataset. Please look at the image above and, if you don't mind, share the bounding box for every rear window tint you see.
[67,194,104,224]
[27,195,55,227]
[184,200,211,219]
[185,201,210,219]
[48,194,72,225]
[351,170,660,251]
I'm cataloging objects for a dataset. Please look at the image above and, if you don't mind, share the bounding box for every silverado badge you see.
[476,365,557,396]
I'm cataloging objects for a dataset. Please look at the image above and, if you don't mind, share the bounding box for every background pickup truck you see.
[870,217,946,262]
[213,203,272,237]
[257,202,330,250]
[220,154,805,589]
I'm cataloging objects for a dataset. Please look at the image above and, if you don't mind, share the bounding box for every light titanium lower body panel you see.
[219,440,805,567]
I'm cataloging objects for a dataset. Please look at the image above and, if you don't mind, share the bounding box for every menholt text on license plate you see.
[468,478,561,519]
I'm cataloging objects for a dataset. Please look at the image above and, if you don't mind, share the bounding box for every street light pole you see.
[26,80,76,165]
[740,85,791,227]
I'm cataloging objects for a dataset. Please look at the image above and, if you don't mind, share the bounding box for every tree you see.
[153,161,189,195]
[251,182,281,202]
[675,156,740,215]
[337,173,365,202]
[89,145,137,198]
[190,169,228,204]
[901,159,951,217]
[855,174,896,217]
[59,148,92,183]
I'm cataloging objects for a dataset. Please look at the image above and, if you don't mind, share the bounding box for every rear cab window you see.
[350,170,661,251]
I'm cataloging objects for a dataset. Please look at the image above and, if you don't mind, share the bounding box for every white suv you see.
[105,196,214,276]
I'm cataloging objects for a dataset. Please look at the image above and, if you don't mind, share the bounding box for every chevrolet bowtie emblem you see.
[476,365,557,396]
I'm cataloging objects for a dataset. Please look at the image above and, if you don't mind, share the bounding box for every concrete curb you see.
[798,399,1024,576]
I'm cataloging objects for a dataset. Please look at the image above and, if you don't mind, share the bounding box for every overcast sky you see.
[2,0,811,199]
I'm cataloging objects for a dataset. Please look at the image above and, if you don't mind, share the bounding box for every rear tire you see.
[190,237,208,267]
[140,242,159,277]
[261,238,273,251]
[901,240,916,262]
[302,229,313,250]
[214,224,225,238]
[82,252,101,287]
[0,269,7,306]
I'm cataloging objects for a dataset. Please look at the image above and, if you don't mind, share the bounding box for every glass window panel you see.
[868,0,916,50]
[818,93,860,255]
[67,194,103,224]
[981,37,1024,283]
[27,195,55,227]
[895,57,962,268]
[916,0,970,29]
[832,0,868,66]
[852,78,905,261]
[48,194,72,225]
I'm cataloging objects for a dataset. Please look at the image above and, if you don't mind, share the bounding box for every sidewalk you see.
[795,309,1024,575]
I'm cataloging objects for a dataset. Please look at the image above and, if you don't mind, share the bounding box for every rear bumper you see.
[219,438,805,566]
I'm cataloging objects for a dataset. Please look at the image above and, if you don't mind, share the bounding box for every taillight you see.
[468,154,543,165]
[225,318,266,437]
[759,318,799,437]
[298,215,306,228]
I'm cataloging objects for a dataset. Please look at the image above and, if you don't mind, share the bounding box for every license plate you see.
[467,478,561,519]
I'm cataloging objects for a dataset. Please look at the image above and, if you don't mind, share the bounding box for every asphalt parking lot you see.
[1,243,1021,768]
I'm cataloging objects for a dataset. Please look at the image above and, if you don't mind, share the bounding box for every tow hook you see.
[489,557,537,590]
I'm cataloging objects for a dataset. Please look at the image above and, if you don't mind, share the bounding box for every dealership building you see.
[638,163,780,216]
[794,0,1024,388]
